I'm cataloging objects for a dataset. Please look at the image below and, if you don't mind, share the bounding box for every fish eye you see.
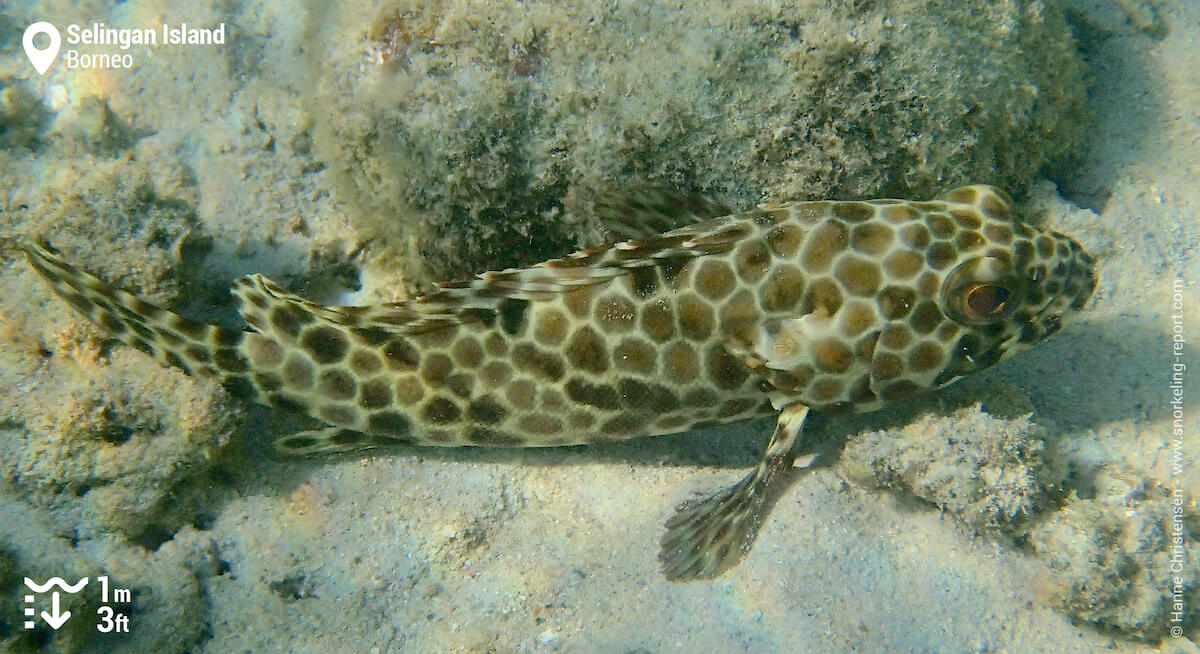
[941,257,1025,326]
[963,283,1012,322]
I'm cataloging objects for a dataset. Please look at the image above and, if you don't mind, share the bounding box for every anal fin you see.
[273,426,409,455]
[659,403,810,581]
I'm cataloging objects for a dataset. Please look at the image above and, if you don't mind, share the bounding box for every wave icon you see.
[24,577,88,593]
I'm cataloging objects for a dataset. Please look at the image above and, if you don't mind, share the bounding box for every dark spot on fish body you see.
[707,345,749,389]
[566,326,610,373]
[565,378,620,410]
[533,308,569,346]
[446,373,475,398]
[320,404,358,426]
[213,328,244,347]
[467,396,508,424]
[812,339,854,373]
[244,291,269,309]
[280,435,317,451]
[926,242,958,270]
[910,302,943,334]
[352,327,393,346]
[172,316,209,340]
[221,374,257,400]
[505,379,537,410]
[129,321,155,341]
[451,336,484,368]
[282,354,316,389]
[956,231,984,251]
[909,342,944,372]
[421,353,453,387]
[319,369,358,400]
[600,414,641,436]
[641,300,676,342]
[330,430,363,446]
[213,348,248,372]
[301,326,349,364]
[131,298,163,320]
[383,339,420,371]
[767,223,805,259]
[878,286,915,319]
[799,222,847,271]
[833,202,875,223]
[834,257,882,295]
[520,414,564,434]
[884,251,924,279]
[154,326,184,345]
[98,312,127,334]
[656,258,689,285]
[254,371,284,392]
[185,344,212,363]
[163,351,191,374]
[359,379,393,409]
[926,213,955,238]
[270,304,314,338]
[349,349,384,375]
[627,265,659,298]
[900,224,931,249]
[613,339,657,374]
[129,337,155,356]
[683,387,719,407]
[269,393,309,413]
[498,298,529,336]
[367,411,413,438]
[423,397,462,424]
[718,397,757,418]
[694,260,736,301]
[458,307,498,329]
[677,294,714,340]
[512,342,566,381]
[468,427,524,446]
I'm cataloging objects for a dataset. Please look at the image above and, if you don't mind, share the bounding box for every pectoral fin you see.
[659,402,810,581]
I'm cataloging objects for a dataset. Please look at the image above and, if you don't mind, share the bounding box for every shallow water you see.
[0,1,1197,652]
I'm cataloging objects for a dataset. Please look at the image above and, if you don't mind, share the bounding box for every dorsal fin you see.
[231,274,360,344]
[274,212,756,336]
[593,186,735,242]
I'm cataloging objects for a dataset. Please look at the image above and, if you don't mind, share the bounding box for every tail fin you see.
[14,240,251,385]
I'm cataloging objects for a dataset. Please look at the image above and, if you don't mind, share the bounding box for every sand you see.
[0,0,1197,652]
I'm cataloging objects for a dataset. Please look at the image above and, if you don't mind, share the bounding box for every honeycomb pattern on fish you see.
[7,184,1097,581]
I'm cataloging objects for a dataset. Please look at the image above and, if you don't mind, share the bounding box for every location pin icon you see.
[23,22,61,75]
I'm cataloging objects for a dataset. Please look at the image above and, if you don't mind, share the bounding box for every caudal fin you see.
[15,240,252,384]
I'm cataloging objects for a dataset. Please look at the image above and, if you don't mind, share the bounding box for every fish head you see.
[878,186,1098,394]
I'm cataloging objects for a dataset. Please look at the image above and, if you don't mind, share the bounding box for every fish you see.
[5,184,1097,580]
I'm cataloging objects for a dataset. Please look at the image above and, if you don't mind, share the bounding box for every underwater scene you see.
[0,0,1197,652]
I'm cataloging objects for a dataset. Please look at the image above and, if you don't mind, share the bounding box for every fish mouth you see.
[1012,243,1098,349]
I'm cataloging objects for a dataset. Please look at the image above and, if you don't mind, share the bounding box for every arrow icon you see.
[40,592,70,630]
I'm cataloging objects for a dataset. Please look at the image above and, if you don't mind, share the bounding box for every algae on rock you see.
[305,0,1089,280]
[1030,465,1200,641]
[840,396,1062,536]
[0,158,236,544]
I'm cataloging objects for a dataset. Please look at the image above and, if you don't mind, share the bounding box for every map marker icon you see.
[23,22,61,75]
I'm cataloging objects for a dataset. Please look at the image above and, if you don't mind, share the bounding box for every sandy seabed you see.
[0,0,1197,652]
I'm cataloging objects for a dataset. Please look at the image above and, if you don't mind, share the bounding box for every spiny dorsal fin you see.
[593,186,735,243]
